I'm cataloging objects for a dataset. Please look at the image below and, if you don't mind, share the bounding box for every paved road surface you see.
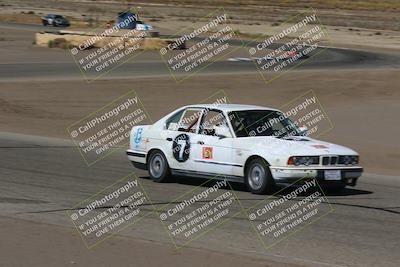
[1,23,399,82]
[0,132,398,267]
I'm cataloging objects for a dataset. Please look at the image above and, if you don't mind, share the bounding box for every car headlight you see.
[287,156,319,166]
[339,155,359,165]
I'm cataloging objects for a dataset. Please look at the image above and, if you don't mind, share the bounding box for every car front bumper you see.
[126,149,147,170]
[270,166,363,186]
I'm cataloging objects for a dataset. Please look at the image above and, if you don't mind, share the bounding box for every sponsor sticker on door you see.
[202,147,213,159]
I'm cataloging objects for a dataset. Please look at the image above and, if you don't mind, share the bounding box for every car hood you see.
[236,136,357,156]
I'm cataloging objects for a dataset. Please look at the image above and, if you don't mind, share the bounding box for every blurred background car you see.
[116,11,153,31]
[135,20,153,31]
[41,14,70,27]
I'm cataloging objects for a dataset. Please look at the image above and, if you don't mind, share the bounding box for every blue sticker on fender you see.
[134,128,143,147]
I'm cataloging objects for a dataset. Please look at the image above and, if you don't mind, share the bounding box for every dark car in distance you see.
[41,14,70,27]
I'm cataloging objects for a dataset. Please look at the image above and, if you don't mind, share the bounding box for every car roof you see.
[183,104,281,112]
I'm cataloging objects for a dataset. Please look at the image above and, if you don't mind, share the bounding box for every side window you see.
[166,109,184,131]
[199,110,232,137]
[177,108,202,133]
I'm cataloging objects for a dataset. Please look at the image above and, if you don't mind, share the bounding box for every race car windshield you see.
[229,110,301,138]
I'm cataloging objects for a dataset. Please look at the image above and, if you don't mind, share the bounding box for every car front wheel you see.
[148,150,171,183]
[245,158,275,194]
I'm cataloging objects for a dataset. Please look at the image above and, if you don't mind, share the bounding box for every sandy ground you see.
[1,0,400,50]
[0,25,399,176]
[0,69,399,176]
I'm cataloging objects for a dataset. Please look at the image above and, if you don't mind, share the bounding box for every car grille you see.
[290,155,358,166]
[322,156,338,166]
[321,155,358,166]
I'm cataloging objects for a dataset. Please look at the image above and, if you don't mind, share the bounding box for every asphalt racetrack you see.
[0,133,399,267]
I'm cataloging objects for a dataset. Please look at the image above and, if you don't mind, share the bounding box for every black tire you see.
[245,158,275,194]
[42,20,48,26]
[147,150,171,183]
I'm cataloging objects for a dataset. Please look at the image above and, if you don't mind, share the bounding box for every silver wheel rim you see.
[150,154,164,178]
[248,163,265,190]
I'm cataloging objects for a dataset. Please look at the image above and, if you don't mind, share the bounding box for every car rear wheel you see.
[148,150,171,183]
[245,158,275,194]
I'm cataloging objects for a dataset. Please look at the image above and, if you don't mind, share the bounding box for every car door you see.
[161,107,203,172]
[191,109,236,177]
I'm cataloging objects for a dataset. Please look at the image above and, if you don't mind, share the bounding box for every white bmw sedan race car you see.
[126,104,363,194]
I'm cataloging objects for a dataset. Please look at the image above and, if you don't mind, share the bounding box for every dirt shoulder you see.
[1,0,400,51]
[0,68,399,176]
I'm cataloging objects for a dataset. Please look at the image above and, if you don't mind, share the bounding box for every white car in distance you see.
[135,20,153,31]
[126,104,363,194]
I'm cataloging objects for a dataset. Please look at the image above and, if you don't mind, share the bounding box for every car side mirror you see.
[166,122,178,131]
[298,126,308,136]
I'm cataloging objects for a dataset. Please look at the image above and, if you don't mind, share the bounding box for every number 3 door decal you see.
[172,134,190,162]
